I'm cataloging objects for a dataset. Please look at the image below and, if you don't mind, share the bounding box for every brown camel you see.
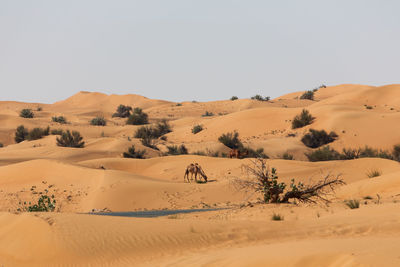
[229,149,248,159]
[184,163,208,183]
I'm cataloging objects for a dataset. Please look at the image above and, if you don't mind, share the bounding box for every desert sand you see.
[1,84,400,266]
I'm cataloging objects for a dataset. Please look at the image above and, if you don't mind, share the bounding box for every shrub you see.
[282,152,294,160]
[231,96,238,101]
[52,116,67,124]
[365,105,373,110]
[154,119,172,137]
[291,109,314,129]
[112,105,132,118]
[27,127,50,141]
[37,107,42,111]
[20,109,34,118]
[366,169,382,178]
[167,144,188,155]
[56,130,85,148]
[192,125,203,134]
[202,111,214,117]
[305,146,341,162]
[300,90,314,100]
[218,131,242,149]
[90,117,106,126]
[51,129,63,135]
[345,199,360,209]
[140,136,158,150]
[0,143,3,148]
[176,103,182,106]
[126,108,148,125]
[392,145,400,161]
[15,125,28,143]
[251,95,270,101]
[123,145,145,159]
[271,213,284,221]
[301,129,337,148]
[26,195,56,212]
[135,126,154,139]
[340,148,361,160]
[245,147,269,159]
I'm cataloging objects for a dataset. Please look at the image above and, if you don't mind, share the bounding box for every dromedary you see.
[184,163,208,183]
[229,149,248,159]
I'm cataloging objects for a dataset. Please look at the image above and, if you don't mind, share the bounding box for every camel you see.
[229,149,248,159]
[184,163,208,183]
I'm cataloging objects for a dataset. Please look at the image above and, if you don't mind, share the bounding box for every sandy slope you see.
[1,84,400,266]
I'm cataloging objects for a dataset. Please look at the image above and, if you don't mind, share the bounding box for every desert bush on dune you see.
[292,109,314,129]
[52,116,67,124]
[192,124,203,134]
[167,144,188,155]
[245,147,269,159]
[51,129,63,135]
[25,195,56,212]
[56,130,85,148]
[305,146,341,162]
[113,104,132,118]
[20,109,34,118]
[251,95,270,101]
[282,152,294,160]
[300,90,314,100]
[233,159,344,204]
[345,199,360,209]
[301,129,337,148]
[90,117,106,126]
[123,145,146,159]
[27,126,50,141]
[15,125,28,143]
[202,111,214,117]
[135,119,171,140]
[218,131,242,149]
[231,96,239,101]
[127,108,148,125]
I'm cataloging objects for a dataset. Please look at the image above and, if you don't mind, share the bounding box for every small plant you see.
[218,131,242,149]
[15,125,28,143]
[251,95,270,101]
[366,169,382,178]
[123,145,146,159]
[305,146,340,162]
[301,129,337,148]
[51,129,63,135]
[291,109,314,129]
[90,117,106,126]
[271,213,284,221]
[112,104,132,118]
[202,111,214,117]
[192,125,203,134]
[126,108,148,125]
[26,195,56,212]
[230,96,239,101]
[52,116,67,124]
[56,130,85,148]
[300,90,314,100]
[282,152,294,160]
[37,107,42,111]
[365,105,373,110]
[27,126,50,141]
[20,109,34,118]
[245,147,269,159]
[345,199,360,209]
[167,144,188,155]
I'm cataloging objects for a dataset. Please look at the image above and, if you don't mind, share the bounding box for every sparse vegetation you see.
[112,104,132,118]
[202,111,214,117]
[301,129,338,148]
[300,90,314,100]
[291,109,314,129]
[245,147,269,159]
[192,125,203,134]
[218,131,242,149]
[282,152,294,160]
[305,146,341,162]
[90,117,106,126]
[345,199,360,209]
[126,108,149,125]
[36,107,42,111]
[366,169,382,178]
[271,213,284,221]
[167,144,188,155]
[26,195,56,212]
[52,116,67,124]
[27,127,50,141]
[231,96,239,101]
[56,130,85,148]
[0,143,3,148]
[50,129,63,135]
[123,145,146,159]
[251,95,270,101]
[15,125,28,143]
[20,109,34,118]
[135,119,172,140]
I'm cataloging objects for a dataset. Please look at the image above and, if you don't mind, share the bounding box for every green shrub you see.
[202,111,214,117]
[271,213,284,221]
[51,129,63,135]
[140,136,158,150]
[301,129,337,148]
[126,108,148,125]
[340,148,361,160]
[245,147,269,159]
[27,126,50,141]
[20,109,34,118]
[167,144,188,155]
[192,125,203,134]
[282,152,294,160]
[305,146,341,162]
[154,119,172,137]
[15,125,28,143]
[300,90,314,100]
[291,109,314,129]
[90,117,106,126]
[392,145,400,161]
[251,95,270,101]
[218,131,242,149]
[231,96,239,101]
[26,195,56,212]
[52,116,67,124]
[123,145,145,159]
[112,105,132,118]
[345,199,360,209]
[56,130,85,148]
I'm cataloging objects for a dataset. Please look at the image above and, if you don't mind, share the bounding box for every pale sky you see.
[1,0,399,103]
